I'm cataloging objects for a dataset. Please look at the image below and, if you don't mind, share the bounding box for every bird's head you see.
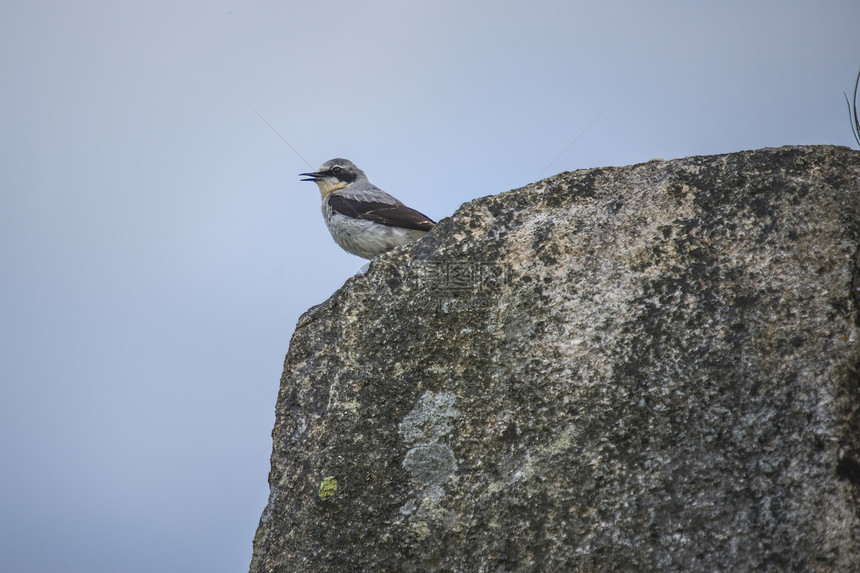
[300,158,367,198]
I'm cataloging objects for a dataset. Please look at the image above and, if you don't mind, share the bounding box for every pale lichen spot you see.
[318,476,338,501]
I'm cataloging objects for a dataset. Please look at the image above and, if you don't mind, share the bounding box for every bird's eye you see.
[330,166,343,175]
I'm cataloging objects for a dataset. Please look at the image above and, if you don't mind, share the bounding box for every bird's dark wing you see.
[328,195,435,231]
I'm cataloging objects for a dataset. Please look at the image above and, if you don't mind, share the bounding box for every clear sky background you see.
[1,1,858,571]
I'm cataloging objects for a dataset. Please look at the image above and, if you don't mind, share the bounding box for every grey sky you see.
[1,1,858,571]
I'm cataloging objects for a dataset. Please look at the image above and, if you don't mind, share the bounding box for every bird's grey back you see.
[335,179,402,206]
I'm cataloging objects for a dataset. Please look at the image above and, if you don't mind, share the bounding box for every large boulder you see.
[251,146,860,572]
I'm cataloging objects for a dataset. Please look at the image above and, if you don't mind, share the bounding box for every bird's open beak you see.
[299,171,321,182]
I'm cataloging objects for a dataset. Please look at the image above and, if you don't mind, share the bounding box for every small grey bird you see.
[300,158,436,259]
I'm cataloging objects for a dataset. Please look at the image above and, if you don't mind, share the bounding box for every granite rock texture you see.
[251,146,860,572]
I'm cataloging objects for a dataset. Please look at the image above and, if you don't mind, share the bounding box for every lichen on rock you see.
[318,476,338,502]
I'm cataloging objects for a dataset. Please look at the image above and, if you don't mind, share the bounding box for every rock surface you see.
[251,146,860,572]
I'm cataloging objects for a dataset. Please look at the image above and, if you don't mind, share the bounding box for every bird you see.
[300,158,436,259]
